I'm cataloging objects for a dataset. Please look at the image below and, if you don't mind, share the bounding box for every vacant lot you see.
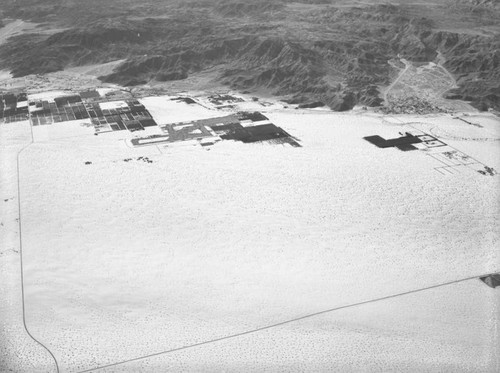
[3,107,497,371]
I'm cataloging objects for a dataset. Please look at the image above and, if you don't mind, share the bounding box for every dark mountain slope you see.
[214,0,285,17]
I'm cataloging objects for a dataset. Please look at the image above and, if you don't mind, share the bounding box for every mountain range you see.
[0,0,498,111]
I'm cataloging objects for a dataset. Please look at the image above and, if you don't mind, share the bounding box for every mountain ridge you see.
[1,0,498,111]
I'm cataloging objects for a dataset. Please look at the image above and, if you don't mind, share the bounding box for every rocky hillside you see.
[427,31,500,111]
[452,0,500,10]
[0,0,498,111]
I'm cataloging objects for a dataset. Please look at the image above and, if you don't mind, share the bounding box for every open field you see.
[93,278,500,372]
[0,96,498,371]
[0,120,59,373]
[1,1,499,370]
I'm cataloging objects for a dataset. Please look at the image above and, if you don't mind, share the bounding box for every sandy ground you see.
[0,70,13,82]
[96,278,499,372]
[64,61,125,78]
[0,20,38,46]
[140,96,234,124]
[0,70,25,91]
[0,120,64,372]
[0,19,66,45]
[0,103,499,372]
[146,68,225,93]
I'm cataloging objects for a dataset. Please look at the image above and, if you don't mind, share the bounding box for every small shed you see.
[480,273,500,288]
